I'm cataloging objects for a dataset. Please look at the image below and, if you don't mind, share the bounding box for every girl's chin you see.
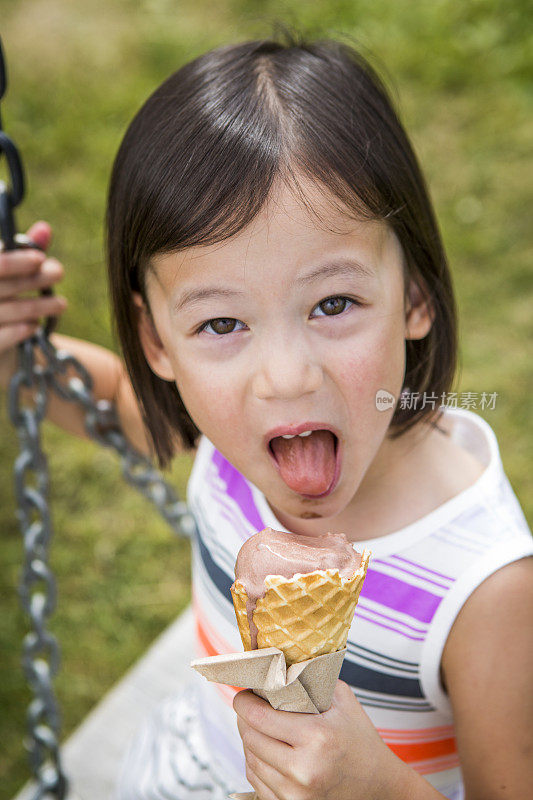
[268,484,351,526]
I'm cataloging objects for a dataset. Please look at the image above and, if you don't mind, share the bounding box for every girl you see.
[1,32,532,800]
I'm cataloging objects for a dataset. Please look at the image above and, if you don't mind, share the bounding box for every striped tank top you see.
[185,407,533,799]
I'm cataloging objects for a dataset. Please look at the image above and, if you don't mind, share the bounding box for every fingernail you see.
[42,259,60,275]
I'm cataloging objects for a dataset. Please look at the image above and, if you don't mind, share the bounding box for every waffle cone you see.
[231,549,370,666]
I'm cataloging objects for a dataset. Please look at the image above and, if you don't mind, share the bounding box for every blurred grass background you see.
[0,0,531,795]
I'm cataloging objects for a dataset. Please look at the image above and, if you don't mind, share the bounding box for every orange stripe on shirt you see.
[195,614,218,657]
[195,611,243,696]
[378,725,455,741]
[385,735,457,764]
[192,592,235,653]
[414,754,461,775]
[196,635,238,705]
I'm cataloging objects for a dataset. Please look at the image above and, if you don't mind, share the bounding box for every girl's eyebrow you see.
[172,258,375,315]
[173,287,244,314]
[295,257,376,286]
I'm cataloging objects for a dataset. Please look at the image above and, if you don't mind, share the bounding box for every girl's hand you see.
[233,680,409,800]
[0,221,68,379]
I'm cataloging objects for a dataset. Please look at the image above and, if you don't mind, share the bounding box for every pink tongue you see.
[270,430,337,495]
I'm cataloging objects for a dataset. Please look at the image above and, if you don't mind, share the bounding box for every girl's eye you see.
[197,318,245,336]
[196,296,357,336]
[312,296,355,317]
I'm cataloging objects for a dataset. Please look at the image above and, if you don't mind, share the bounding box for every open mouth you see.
[267,428,341,498]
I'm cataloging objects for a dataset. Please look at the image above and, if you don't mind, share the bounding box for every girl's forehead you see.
[149,180,393,290]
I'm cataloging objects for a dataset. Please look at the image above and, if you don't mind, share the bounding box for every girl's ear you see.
[132,292,175,381]
[404,280,434,340]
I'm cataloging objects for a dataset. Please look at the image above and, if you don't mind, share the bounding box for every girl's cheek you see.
[338,329,405,395]
[175,362,246,436]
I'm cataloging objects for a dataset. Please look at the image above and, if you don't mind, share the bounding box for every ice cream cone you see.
[231,549,370,666]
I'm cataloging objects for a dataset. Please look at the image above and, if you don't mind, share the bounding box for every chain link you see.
[8,328,197,800]
[8,326,199,798]
[2,34,196,798]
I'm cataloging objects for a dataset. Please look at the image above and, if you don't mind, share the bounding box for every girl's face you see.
[137,177,432,535]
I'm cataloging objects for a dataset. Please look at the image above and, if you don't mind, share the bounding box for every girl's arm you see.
[1,331,155,458]
[41,333,155,458]
[440,556,533,800]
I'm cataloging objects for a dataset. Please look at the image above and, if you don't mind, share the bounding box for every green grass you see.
[1,0,531,795]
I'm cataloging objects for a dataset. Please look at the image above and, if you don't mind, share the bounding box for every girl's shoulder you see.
[427,411,486,496]
[374,405,525,544]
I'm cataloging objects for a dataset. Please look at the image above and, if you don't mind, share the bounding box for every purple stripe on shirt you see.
[446,523,487,549]
[361,568,442,624]
[433,532,482,555]
[212,450,264,532]
[390,554,454,584]
[372,558,450,592]
[356,600,428,635]
[354,609,426,642]
[208,478,252,541]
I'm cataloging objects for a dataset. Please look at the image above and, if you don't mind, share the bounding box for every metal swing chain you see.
[1,37,196,799]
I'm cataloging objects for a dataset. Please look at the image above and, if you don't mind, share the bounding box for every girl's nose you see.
[251,337,323,401]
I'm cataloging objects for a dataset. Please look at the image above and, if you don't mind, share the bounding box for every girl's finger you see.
[245,754,288,800]
[25,221,52,250]
[0,295,68,325]
[234,690,304,746]
[0,248,45,278]
[245,761,278,800]
[0,259,64,300]
[0,322,40,353]
[237,717,293,777]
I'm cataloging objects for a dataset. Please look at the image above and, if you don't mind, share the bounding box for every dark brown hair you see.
[106,29,457,470]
